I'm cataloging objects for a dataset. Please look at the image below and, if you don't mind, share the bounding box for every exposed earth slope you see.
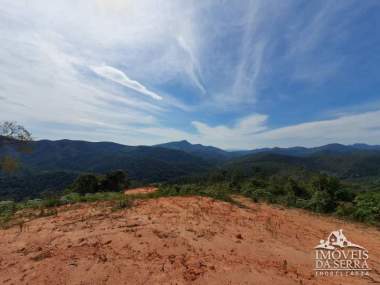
[0,195,379,285]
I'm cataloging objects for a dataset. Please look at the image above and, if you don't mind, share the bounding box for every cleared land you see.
[0,195,379,285]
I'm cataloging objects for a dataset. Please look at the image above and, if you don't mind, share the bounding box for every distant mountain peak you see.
[155,140,234,161]
[175,140,192,145]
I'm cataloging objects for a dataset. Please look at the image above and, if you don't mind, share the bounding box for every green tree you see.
[71,174,99,195]
[285,177,309,198]
[99,170,128,192]
[353,192,380,224]
[310,174,340,195]
[229,169,244,191]
[308,190,334,213]
[308,174,340,212]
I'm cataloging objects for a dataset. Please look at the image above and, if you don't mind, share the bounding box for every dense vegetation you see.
[0,139,213,176]
[0,170,132,228]
[0,136,379,227]
[0,171,78,201]
[2,166,379,228]
[0,138,215,200]
[2,138,380,201]
[160,170,380,226]
[68,170,129,194]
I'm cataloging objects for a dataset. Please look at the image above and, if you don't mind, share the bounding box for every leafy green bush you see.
[0,201,15,216]
[61,192,83,203]
[285,191,297,207]
[0,201,16,229]
[157,183,234,203]
[308,190,334,213]
[71,174,99,195]
[295,198,309,209]
[41,196,62,208]
[334,188,355,202]
[69,171,129,195]
[24,199,43,209]
[112,196,133,211]
[335,202,355,218]
[249,188,273,203]
[99,170,129,192]
[353,192,380,225]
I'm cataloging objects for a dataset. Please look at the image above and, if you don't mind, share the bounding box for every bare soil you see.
[124,186,158,196]
[0,195,379,285]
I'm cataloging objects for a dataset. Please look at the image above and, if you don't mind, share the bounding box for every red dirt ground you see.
[124,186,158,196]
[0,196,379,285]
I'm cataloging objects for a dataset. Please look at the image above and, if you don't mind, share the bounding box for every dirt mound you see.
[124,186,158,196]
[0,196,379,285]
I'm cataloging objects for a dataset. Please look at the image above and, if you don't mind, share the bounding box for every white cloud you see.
[0,24,161,142]
[23,109,380,149]
[189,110,380,149]
[0,0,377,148]
[190,114,268,149]
[257,110,380,148]
[0,0,198,144]
[92,65,162,100]
[177,35,206,94]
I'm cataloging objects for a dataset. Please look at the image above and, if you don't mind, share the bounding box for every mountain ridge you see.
[3,135,380,156]
[155,139,380,159]
[1,137,380,200]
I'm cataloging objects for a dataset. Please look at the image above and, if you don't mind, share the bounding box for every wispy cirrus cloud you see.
[0,0,379,148]
[91,65,162,100]
[177,35,206,94]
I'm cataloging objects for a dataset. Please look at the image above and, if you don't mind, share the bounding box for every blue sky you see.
[1,0,380,149]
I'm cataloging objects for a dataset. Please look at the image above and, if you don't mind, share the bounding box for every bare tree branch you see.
[0,121,33,173]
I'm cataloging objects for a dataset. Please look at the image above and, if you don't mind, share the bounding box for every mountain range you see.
[2,137,380,177]
[1,137,380,200]
[157,140,380,159]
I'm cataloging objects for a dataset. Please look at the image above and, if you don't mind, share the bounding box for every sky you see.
[1,0,380,149]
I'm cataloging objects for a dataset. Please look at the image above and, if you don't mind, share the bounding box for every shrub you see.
[71,174,99,195]
[308,190,335,213]
[250,188,274,203]
[335,202,355,218]
[41,196,62,208]
[0,201,16,229]
[285,191,297,207]
[25,199,43,209]
[61,193,83,204]
[0,201,16,216]
[334,188,355,202]
[353,192,380,225]
[295,198,309,209]
[99,170,128,192]
[112,196,133,211]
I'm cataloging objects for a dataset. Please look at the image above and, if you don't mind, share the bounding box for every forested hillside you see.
[1,138,380,201]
